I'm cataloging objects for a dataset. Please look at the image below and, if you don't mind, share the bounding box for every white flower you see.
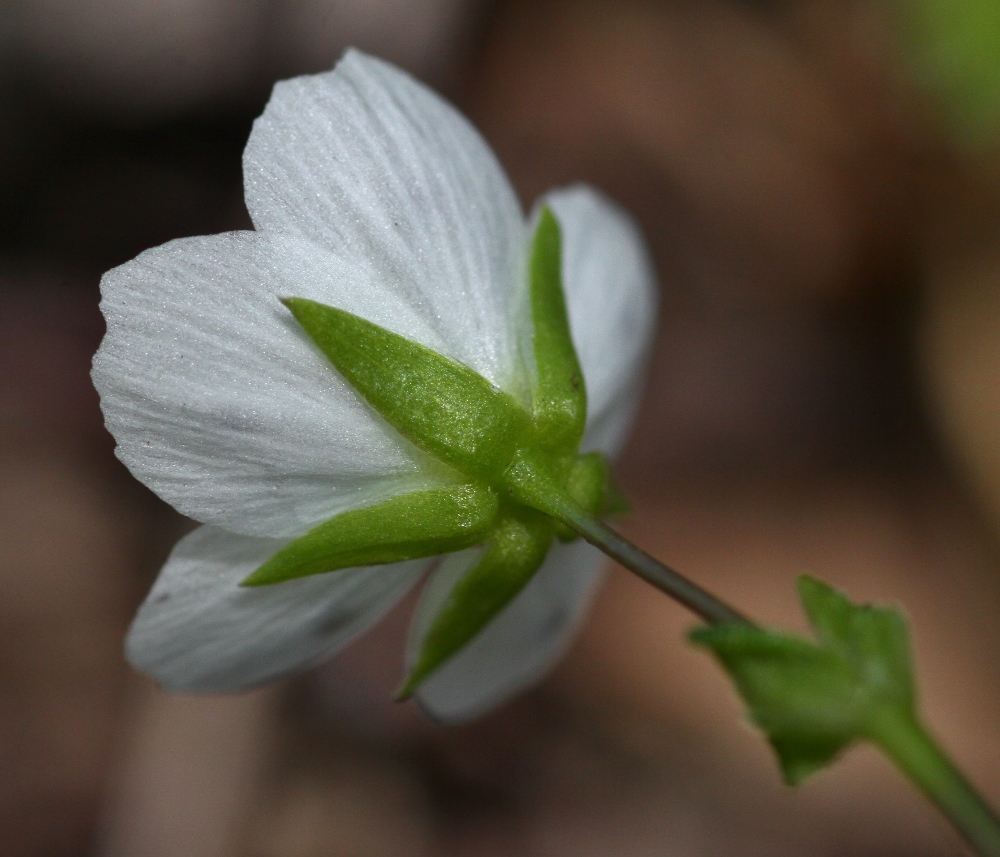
[92,50,656,722]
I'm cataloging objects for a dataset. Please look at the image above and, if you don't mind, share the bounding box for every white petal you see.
[93,230,460,539]
[244,49,530,400]
[542,185,658,456]
[127,525,426,692]
[407,539,606,723]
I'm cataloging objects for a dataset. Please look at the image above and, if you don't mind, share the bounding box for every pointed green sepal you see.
[529,208,587,454]
[241,483,500,586]
[572,452,628,515]
[691,576,916,786]
[554,452,627,540]
[601,472,630,516]
[398,511,553,697]
[565,452,606,513]
[284,298,532,482]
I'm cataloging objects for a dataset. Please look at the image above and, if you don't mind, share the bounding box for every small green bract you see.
[692,576,916,785]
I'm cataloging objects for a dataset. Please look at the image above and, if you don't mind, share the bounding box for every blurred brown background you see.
[1,0,999,854]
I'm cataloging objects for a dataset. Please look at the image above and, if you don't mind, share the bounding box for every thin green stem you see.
[868,709,1000,856]
[566,507,1000,856]
[559,508,748,626]
[536,491,1000,855]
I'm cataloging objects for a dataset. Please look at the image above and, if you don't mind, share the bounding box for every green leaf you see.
[284,297,532,482]
[399,510,553,696]
[529,208,587,454]
[691,624,861,784]
[241,483,500,586]
[797,575,856,649]
[691,577,917,785]
[798,576,914,711]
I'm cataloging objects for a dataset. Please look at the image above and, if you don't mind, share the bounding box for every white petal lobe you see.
[127,525,426,691]
[407,540,606,723]
[543,186,658,456]
[93,231,457,539]
[244,49,530,399]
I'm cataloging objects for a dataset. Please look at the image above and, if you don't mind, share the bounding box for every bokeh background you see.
[2,0,1000,854]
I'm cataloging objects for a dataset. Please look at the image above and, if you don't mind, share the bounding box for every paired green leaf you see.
[399,510,553,697]
[284,298,532,482]
[692,576,916,785]
[529,208,587,455]
[242,483,499,586]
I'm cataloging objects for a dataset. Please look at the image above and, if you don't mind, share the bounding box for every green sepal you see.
[576,452,629,516]
[691,575,916,786]
[529,208,587,454]
[398,510,553,697]
[554,452,627,541]
[601,473,630,516]
[241,483,500,586]
[283,298,532,482]
[565,453,606,513]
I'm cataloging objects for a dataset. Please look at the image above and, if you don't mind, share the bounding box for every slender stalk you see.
[868,710,1000,857]
[559,508,748,626]
[546,500,1000,855]
[565,508,1000,856]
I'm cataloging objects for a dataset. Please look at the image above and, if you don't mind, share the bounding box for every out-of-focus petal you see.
[406,539,605,723]
[244,49,530,401]
[127,525,427,691]
[93,230,456,539]
[542,185,658,455]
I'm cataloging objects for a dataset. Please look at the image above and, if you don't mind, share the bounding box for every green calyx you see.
[242,208,625,692]
[691,576,916,786]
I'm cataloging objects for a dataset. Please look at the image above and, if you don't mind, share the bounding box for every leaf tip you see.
[796,573,832,603]
[687,625,714,647]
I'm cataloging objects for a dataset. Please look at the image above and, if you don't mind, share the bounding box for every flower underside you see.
[240,208,621,693]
